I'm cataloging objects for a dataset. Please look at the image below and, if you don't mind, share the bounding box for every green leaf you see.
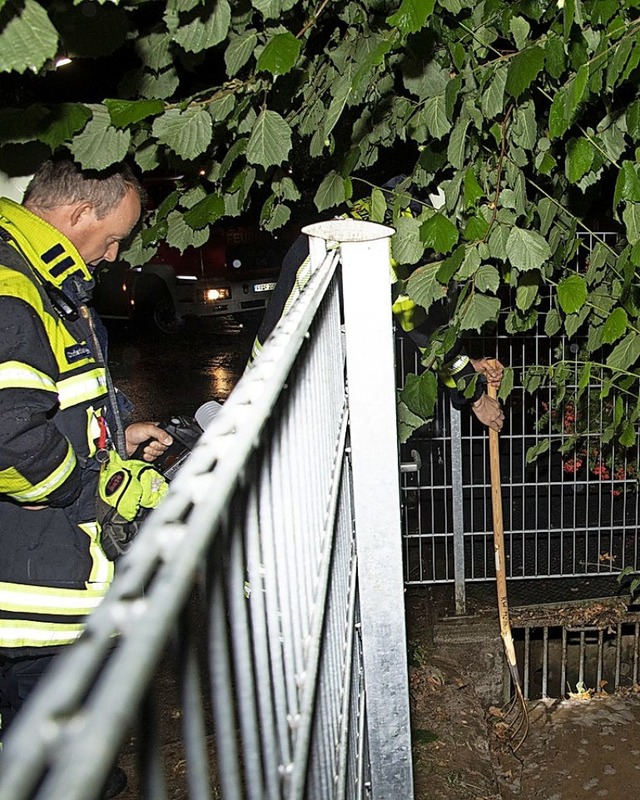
[165,209,210,253]
[256,31,301,76]
[420,213,458,255]
[515,271,539,311]
[557,274,587,314]
[104,99,164,128]
[183,194,225,229]
[397,396,429,443]
[68,106,131,170]
[481,66,507,118]
[506,228,552,271]
[136,33,173,72]
[246,109,292,168]
[601,307,628,345]
[173,0,231,53]
[0,0,58,73]
[526,439,550,463]
[458,293,501,332]
[606,35,633,89]
[475,264,500,294]
[225,31,258,76]
[606,332,640,373]
[392,217,424,265]
[463,215,489,241]
[505,46,544,98]
[323,78,352,140]
[447,119,470,170]
[39,104,92,149]
[152,107,213,160]
[314,170,349,212]
[207,94,235,122]
[627,101,640,139]
[565,137,594,184]
[623,203,640,245]
[137,68,180,100]
[424,94,451,139]
[406,261,448,311]
[456,246,481,279]
[498,366,514,401]
[620,423,636,449]
[386,0,435,34]
[401,370,438,419]
[614,162,640,208]
[566,63,589,120]
[463,168,483,208]
[510,16,530,50]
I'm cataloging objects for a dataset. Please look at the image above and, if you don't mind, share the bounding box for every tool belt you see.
[96,451,169,560]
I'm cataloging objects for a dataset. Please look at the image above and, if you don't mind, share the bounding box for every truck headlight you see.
[205,287,231,302]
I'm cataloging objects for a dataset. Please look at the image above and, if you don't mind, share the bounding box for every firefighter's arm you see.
[0,297,82,507]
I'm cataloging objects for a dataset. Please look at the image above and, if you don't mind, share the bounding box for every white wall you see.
[0,172,31,202]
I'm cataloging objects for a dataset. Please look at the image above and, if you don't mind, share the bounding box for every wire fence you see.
[399,232,640,609]
[0,220,413,800]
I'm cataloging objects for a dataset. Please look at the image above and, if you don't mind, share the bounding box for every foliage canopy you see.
[2,0,640,444]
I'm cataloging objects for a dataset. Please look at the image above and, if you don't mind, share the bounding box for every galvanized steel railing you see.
[0,220,413,800]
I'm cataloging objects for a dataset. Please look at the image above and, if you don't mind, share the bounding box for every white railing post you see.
[303,220,414,800]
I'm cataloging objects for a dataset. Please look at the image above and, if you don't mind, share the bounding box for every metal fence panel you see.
[400,232,640,603]
[0,221,412,800]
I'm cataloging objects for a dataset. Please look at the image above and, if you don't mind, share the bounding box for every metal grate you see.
[508,602,640,700]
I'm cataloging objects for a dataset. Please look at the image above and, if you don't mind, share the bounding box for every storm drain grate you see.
[508,601,640,700]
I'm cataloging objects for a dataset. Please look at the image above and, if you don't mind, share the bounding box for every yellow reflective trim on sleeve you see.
[57,368,108,410]
[0,361,57,392]
[0,581,108,614]
[78,521,115,585]
[0,619,85,648]
[1,441,77,501]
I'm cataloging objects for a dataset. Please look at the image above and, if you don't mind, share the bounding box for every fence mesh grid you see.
[399,232,640,594]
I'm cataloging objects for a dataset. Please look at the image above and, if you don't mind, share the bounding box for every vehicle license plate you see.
[253,282,277,292]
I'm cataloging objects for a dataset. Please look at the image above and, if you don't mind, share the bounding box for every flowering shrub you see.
[539,396,638,494]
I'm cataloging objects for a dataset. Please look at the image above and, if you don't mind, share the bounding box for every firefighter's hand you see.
[470,357,504,388]
[125,422,173,461]
[471,394,504,432]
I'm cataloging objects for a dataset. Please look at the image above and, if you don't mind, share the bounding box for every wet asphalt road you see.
[104,315,257,426]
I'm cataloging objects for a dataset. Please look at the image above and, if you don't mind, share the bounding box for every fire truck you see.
[92,173,300,333]
[92,221,295,333]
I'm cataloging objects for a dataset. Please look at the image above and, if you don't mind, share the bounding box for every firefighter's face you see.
[70,188,141,267]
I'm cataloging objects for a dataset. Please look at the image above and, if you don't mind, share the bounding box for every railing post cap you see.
[302,219,395,243]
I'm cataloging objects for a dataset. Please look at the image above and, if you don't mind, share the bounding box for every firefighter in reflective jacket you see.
[0,160,173,756]
[249,201,504,431]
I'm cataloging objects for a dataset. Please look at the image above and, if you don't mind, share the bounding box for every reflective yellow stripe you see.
[57,369,108,409]
[1,442,77,500]
[0,361,57,392]
[282,255,313,317]
[79,521,115,584]
[0,619,85,648]
[0,581,108,615]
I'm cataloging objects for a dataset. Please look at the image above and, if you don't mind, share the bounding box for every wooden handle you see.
[487,362,512,644]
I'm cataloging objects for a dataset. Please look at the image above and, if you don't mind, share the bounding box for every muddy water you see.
[495,695,640,799]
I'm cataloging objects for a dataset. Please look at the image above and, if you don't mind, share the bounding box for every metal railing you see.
[0,220,413,800]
